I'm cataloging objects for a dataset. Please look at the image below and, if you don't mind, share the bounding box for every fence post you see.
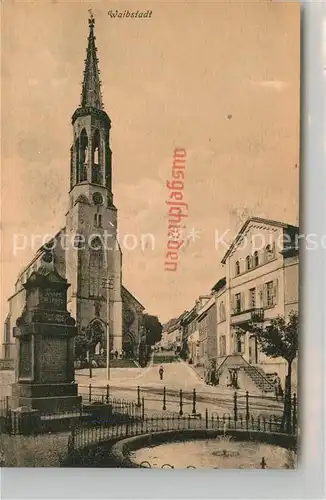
[163,386,166,411]
[205,408,208,429]
[233,391,238,425]
[179,389,183,416]
[137,386,141,407]
[292,393,297,434]
[245,391,249,422]
[106,384,110,403]
[69,428,75,454]
[89,355,92,379]
[6,408,12,435]
[192,389,196,415]
[141,397,145,420]
[88,383,92,403]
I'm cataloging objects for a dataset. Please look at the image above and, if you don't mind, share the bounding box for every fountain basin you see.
[110,429,297,469]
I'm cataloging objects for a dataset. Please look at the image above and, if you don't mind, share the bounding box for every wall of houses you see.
[284,254,299,318]
[215,287,227,361]
[169,220,299,391]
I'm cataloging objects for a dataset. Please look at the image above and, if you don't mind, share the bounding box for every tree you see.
[75,334,89,363]
[248,310,298,433]
[143,314,162,346]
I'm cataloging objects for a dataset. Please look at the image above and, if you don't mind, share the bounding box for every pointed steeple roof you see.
[80,12,103,110]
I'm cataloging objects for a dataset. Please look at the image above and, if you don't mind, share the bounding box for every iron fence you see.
[121,455,273,469]
[0,395,140,436]
[68,410,289,455]
[0,387,297,438]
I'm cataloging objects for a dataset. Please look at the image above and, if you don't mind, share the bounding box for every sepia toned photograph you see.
[0,1,300,469]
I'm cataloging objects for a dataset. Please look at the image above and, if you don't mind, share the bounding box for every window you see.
[253,251,259,267]
[94,214,98,226]
[235,293,241,313]
[246,255,251,271]
[266,281,274,307]
[98,214,102,227]
[79,129,88,182]
[235,333,242,353]
[235,260,240,276]
[265,244,274,262]
[219,302,226,322]
[249,288,256,308]
[92,129,102,184]
[219,335,226,356]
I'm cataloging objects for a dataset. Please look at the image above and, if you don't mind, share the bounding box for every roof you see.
[197,295,215,321]
[121,285,145,310]
[221,217,299,264]
[16,227,65,284]
[181,305,197,325]
[212,277,226,293]
[80,15,103,110]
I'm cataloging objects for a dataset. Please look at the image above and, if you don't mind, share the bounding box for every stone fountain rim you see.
[110,428,297,469]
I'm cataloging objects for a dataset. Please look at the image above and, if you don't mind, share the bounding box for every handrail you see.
[216,354,274,391]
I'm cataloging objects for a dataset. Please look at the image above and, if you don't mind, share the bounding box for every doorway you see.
[249,336,258,364]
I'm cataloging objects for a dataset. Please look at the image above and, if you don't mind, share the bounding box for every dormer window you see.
[253,251,259,267]
[246,255,251,271]
[265,244,274,262]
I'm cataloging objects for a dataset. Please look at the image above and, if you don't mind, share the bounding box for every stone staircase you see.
[153,352,179,364]
[109,359,138,368]
[243,364,274,393]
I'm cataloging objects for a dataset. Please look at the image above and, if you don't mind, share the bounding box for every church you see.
[2,14,145,363]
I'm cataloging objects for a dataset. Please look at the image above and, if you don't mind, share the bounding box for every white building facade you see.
[214,217,299,391]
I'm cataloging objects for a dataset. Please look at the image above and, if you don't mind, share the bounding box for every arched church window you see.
[79,129,88,182]
[92,129,101,184]
[89,237,103,297]
[75,138,80,182]
[94,147,99,164]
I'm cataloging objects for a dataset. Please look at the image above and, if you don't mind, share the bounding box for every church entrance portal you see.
[123,332,136,359]
[88,320,105,356]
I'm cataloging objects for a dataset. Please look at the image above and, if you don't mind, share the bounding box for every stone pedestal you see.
[12,260,82,413]
[11,407,41,435]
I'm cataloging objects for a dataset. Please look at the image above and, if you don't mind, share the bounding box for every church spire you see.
[81,11,103,110]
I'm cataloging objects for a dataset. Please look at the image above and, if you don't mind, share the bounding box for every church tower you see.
[65,13,123,353]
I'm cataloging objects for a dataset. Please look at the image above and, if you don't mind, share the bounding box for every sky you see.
[0,1,300,326]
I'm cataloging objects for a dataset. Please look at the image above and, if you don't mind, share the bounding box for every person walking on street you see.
[159,365,164,380]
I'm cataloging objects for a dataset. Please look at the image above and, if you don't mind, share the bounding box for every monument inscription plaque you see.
[42,289,66,310]
[40,338,67,383]
[19,339,32,378]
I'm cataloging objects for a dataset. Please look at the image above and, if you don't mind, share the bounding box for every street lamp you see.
[102,276,114,380]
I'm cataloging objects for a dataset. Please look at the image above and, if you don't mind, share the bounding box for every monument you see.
[12,253,82,413]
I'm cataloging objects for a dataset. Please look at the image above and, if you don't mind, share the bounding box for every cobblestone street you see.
[75,360,283,418]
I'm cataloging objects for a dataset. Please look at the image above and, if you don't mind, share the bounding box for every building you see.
[162,312,187,351]
[197,295,217,366]
[180,306,198,362]
[210,217,298,392]
[2,15,145,362]
[180,296,212,366]
[180,217,299,393]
